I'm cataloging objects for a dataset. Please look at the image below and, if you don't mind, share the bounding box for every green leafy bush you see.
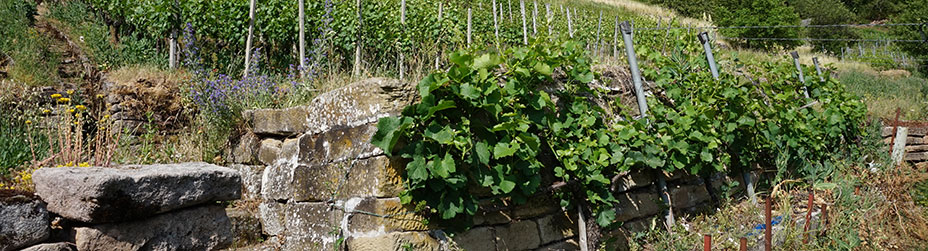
[713,0,803,51]
[790,0,859,55]
[890,0,928,74]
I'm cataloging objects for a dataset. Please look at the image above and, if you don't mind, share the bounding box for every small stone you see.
[452,227,496,251]
[258,138,283,166]
[495,220,541,250]
[74,205,233,251]
[33,163,241,223]
[0,197,50,251]
[346,232,439,251]
[19,243,73,251]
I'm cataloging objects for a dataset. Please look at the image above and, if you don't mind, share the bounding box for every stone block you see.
[907,136,928,145]
[74,205,233,251]
[258,138,283,166]
[347,198,428,234]
[613,169,654,193]
[33,163,241,223]
[342,156,405,198]
[227,208,263,247]
[882,126,928,137]
[669,183,711,209]
[453,227,496,251]
[261,162,295,201]
[230,132,259,164]
[248,106,309,136]
[906,152,928,161]
[298,123,380,165]
[346,231,439,251]
[282,202,343,249]
[495,220,541,251]
[19,243,73,251]
[259,201,287,236]
[0,197,50,251]
[538,238,580,251]
[473,209,512,226]
[905,144,928,152]
[279,137,301,163]
[229,164,265,200]
[621,217,659,233]
[304,78,417,134]
[537,213,576,245]
[615,190,662,222]
[511,194,560,219]
[291,164,341,202]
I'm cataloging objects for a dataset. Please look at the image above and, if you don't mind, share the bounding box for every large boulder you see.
[33,163,241,223]
[74,205,233,251]
[0,192,50,251]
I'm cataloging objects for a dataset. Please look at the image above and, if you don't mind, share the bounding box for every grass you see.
[840,71,928,120]
[0,0,59,86]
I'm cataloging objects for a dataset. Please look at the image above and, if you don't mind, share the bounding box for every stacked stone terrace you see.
[230,78,749,250]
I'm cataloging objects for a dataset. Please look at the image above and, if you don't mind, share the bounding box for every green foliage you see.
[840,0,905,21]
[47,1,166,70]
[714,0,803,50]
[839,71,928,120]
[0,0,59,86]
[641,0,718,19]
[890,0,928,74]
[790,0,859,55]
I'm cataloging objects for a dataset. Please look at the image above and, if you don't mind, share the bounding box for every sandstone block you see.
[258,201,287,236]
[346,231,439,251]
[453,227,496,251]
[229,132,259,164]
[495,220,541,250]
[33,163,241,223]
[304,78,417,134]
[229,164,265,200]
[227,208,263,247]
[247,106,310,136]
[282,202,343,249]
[347,198,428,234]
[74,205,233,251]
[19,243,73,251]
[905,152,928,161]
[0,196,50,251]
[258,138,283,166]
[298,123,380,165]
[537,213,577,245]
[905,144,928,152]
[615,190,661,222]
[669,183,711,209]
[613,169,654,193]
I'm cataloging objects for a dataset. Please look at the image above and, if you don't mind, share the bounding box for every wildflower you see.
[78,162,90,167]
[75,105,87,111]
[42,109,50,114]
[96,94,104,99]
[58,97,71,103]
[66,90,74,95]
[75,113,82,118]
[73,121,79,125]
[25,120,32,125]
[68,109,75,113]
[51,93,62,99]
[103,114,110,120]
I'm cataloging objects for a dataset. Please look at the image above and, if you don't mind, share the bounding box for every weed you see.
[0,0,59,86]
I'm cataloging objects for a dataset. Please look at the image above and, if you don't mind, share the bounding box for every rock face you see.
[0,196,50,251]
[19,243,74,251]
[32,163,241,223]
[74,205,233,251]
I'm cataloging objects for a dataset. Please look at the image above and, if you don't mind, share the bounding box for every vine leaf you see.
[371,116,412,156]
[596,208,616,227]
[499,179,516,193]
[475,141,490,165]
[407,156,428,182]
[493,141,518,158]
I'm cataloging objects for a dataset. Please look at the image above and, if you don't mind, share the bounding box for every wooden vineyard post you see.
[532,0,538,36]
[399,0,406,80]
[813,57,825,82]
[803,192,814,244]
[520,0,527,45]
[567,7,573,38]
[435,2,442,70]
[169,0,179,69]
[243,0,256,78]
[299,0,305,77]
[613,16,618,58]
[704,235,711,251]
[508,0,513,22]
[353,0,362,77]
[493,0,500,50]
[765,197,772,251]
[467,8,472,46]
[545,4,552,36]
[740,237,747,251]
[698,32,719,80]
[596,11,602,59]
[790,51,810,98]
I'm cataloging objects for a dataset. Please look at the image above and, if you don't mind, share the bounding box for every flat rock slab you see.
[33,162,241,223]
[0,194,50,251]
[74,205,233,251]
[19,242,74,251]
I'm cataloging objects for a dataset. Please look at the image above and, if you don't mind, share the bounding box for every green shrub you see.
[642,0,718,18]
[790,0,859,55]
[890,0,928,74]
[713,0,803,51]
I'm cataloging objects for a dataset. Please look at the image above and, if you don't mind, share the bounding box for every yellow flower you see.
[73,121,79,125]
[75,105,87,111]
[75,113,82,118]
[42,109,51,114]
[103,115,111,120]
[25,120,32,125]
[78,162,90,167]
[51,93,62,99]
[68,109,75,113]
[96,94,104,99]
[66,90,74,95]
[99,126,105,130]
[58,97,71,103]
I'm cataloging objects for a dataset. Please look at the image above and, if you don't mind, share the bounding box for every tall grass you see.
[0,0,59,86]
[840,71,928,120]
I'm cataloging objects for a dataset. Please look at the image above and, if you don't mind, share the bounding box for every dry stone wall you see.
[882,125,928,168]
[230,78,744,250]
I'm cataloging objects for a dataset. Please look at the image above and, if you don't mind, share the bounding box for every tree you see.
[891,0,928,73]
[790,0,859,55]
[840,0,905,21]
[714,0,802,51]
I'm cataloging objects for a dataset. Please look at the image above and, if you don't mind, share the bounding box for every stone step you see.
[33,163,241,223]
[0,194,50,251]
[74,205,233,250]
